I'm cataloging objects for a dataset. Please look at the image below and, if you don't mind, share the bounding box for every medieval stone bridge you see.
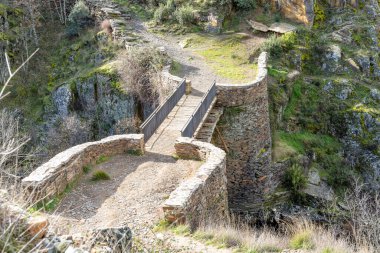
[21,52,270,246]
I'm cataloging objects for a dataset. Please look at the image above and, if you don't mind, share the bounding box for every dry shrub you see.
[118,47,172,108]
[344,181,380,252]
[100,19,113,36]
[288,219,357,253]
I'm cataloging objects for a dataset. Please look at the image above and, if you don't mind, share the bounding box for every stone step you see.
[195,103,223,143]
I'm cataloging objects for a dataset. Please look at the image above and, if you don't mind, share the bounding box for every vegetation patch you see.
[127,149,144,156]
[82,164,92,174]
[187,34,258,81]
[96,155,110,164]
[91,170,111,181]
[290,230,315,250]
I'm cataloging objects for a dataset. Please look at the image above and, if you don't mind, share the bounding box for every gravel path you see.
[49,153,200,239]
[132,19,230,89]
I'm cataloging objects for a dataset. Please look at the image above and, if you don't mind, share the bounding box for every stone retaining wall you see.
[163,137,229,230]
[214,52,273,215]
[22,134,144,202]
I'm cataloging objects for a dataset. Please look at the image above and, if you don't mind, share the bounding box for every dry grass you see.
[194,223,287,252]
[183,218,374,253]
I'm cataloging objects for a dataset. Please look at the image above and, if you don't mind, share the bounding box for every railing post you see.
[185,80,192,95]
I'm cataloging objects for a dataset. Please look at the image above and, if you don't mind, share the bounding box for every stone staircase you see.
[195,100,223,143]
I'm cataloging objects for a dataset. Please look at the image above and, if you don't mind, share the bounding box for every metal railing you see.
[140,79,186,142]
[181,82,216,138]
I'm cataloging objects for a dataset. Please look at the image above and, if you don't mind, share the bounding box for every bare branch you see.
[0,48,39,100]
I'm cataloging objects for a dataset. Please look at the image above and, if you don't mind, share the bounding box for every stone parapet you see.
[22,134,144,203]
[163,137,229,230]
[162,65,185,85]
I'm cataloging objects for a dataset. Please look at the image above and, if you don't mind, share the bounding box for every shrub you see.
[91,170,111,181]
[153,0,175,24]
[83,165,92,174]
[68,0,90,24]
[118,47,169,107]
[174,4,195,26]
[284,164,307,202]
[66,0,92,37]
[100,19,113,36]
[262,35,282,57]
[234,0,257,10]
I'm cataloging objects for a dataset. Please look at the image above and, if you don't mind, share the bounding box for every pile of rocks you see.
[42,226,132,253]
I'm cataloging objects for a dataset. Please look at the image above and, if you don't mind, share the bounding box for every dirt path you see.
[49,153,201,239]
[132,19,229,89]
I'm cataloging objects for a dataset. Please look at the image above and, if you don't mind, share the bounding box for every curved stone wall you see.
[214,52,273,215]
[163,137,229,230]
[22,134,144,202]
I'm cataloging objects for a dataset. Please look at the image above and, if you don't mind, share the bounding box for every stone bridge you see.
[21,52,270,246]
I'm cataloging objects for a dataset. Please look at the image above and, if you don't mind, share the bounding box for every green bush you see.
[234,0,257,10]
[91,170,111,181]
[153,0,175,24]
[262,32,296,57]
[66,0,92,37]
[174,4,195,26]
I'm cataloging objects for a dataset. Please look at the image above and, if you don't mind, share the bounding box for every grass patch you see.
[283,80,302,120]
[277,131,340,155]
[82,164,92,174]
[272,138,298,162]
[187,34,258,81]
[96,155,110,164]
[127,149,144,156]
[290,231,315,250]
[91,170,111,181]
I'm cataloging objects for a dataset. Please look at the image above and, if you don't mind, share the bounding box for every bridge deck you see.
[145,90,205,154]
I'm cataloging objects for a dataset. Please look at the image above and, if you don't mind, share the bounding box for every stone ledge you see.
[22,134,144,203]
[163,137,229,229]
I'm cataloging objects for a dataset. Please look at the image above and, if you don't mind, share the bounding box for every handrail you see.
[181,81,216,138]
[140,79,186,142]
